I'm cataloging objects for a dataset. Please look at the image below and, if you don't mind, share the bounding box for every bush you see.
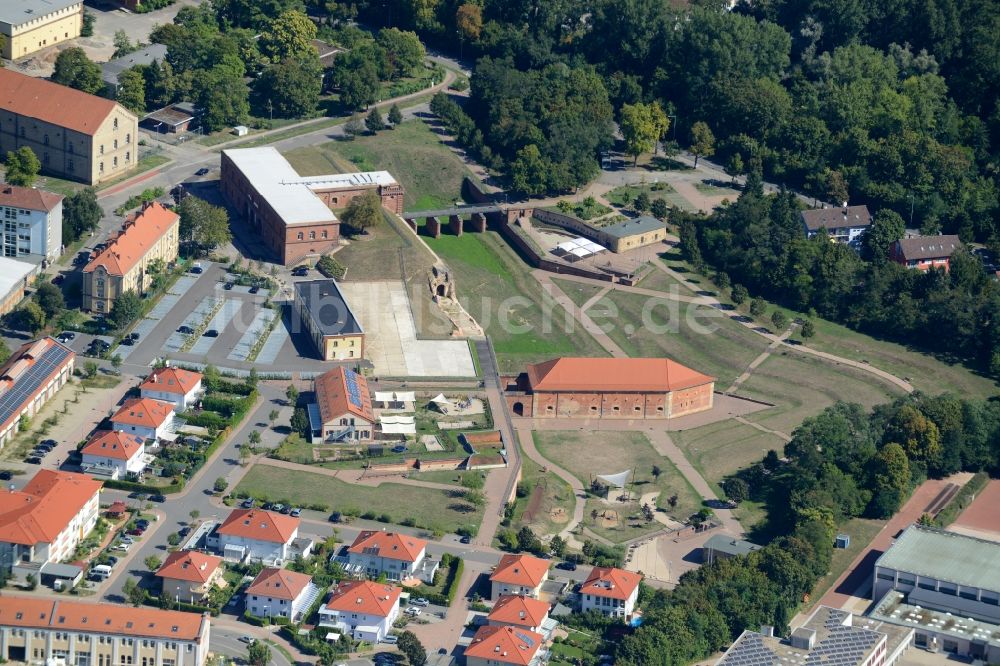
[316,254,346,279]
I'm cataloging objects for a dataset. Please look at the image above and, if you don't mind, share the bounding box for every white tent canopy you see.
[554,236,606,260]
[380,414,416,435]
[596,470,632,488]
[431,394,449,405]
[374,391,416,403]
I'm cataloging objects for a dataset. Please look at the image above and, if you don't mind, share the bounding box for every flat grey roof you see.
[870,591,1000,647]
[601,215,665,239]
[0,0,80,27]
[875,525,1000,592]
[295,279,363,336]
[704,534,762,557]
[101,44,168,85]
[0,257,35,301]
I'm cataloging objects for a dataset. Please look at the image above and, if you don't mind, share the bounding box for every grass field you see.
[671,420,787,488]
[425,230,608,372]
[738,351,902,435]
[533,430,702,542]
[283,119,473,211]
[605,183,695,212]
[693,181,740,197]
[560,282,769,388]
[804,517,884,611]
[636,266,694,295]
[508,454,577,538]
[236,465,482,534]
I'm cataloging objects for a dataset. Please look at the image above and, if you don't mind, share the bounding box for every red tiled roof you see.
[488,595,550,628]
[526,357,714,393]
[0,337,74,434]
[217,509,298,544]
[111,397,173,429]
[0,184,63,213]
[465,625,544,665]
[140,367,202,396]
[0,470,102,546]
[581,566,642,601]
[490,554,549,588]
[314,367,374,424]
[0,69,122,137]
[0,596,205,641]
[348,530,427,563]
[323,580,401,617]
[106,501,127,515]
[81,430,144,461]
[246,567,312,601]
[84,202,178,277]
[156,550,223,584]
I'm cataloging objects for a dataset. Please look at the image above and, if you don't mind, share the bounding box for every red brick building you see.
[220,146,404,265]
[505,357,714,419]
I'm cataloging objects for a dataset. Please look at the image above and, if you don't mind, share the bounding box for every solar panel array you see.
[804,626,879,666]
[514,630,537,649]
[719,632,777,666]
[720,610,884,666]
[344,370,364,409]
[0,342,70,428]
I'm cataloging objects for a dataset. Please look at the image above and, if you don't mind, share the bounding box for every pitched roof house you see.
[345,530,432,582]
[0,337,74,445]
[580,566,643,620]
[890,235,962,271]
[311,366,375,443]
[801,205,872,245]
[80,430,147,480]
[490,554,550,599]
[488,595,552,634]
[110,397,175,441]
[245,567,317,621]
[214,509,300,563]
[318,580,402,642]
[156,550,224,603]
[139,367,204,411]
[465,625,546,666]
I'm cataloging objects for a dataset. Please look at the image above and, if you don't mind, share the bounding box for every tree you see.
[52,48,103,94]
[801,320,816,338]
[124,577,146,607]
[731,284,749,305]
[113,30,138,59]
[620,102,669,165]
[397,630,427,666]
[344,114,366,139]
[260,10,317,63]
[725,153,745,183]
[689,121,716,168]
[83,361,98,378]
[13,301,46,334]
[253,57,323,119]
[650,198,669,220]
[332,52,380,111]
[456,3,483,41]
[247,640,271,666]
[0,340,10,366]
[177,196,232,251]
[749,297,767,318]
[723,477,750,503]
[239,444,251,466]
[81,10,95,36]
[268,409,279,427]
[111,354,122,373]
[376,28,425,79]
[115,67,147,114]
[285,384,299,405]
[341,191,382,233]
[189,509,200,523]
[248,430,261,446]
[34,282,64,320]
[109,291,143,330]
[509,144,549,195]
[388,104,403,126]
[885,405,942,463]
[634,191,651,213]
[771,310,788,330]
[144,555,162,571]
[5,147,41,187]
[290,407,310,437]
[550,535,567,557]
[365,107,386,133]
[167,532,181,546]
[871,442,910,518]
[826,169,849,205]
[861,210,906,263]
[194,66,250,132]
[214,477,229,493]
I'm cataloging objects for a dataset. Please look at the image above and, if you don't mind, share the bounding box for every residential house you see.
[140,366,204,412]
[101,44,168,96]
[245,567,318,622]
[890,235,962,271]
[80,430,147,480]
[465,625,546,666]
[82,202,180,313]
[490,554,550,600]
[0,470,102,581]
[156,550,225,604]
[0,596,211,666]
[0,184,63,261]
[0,337,74,445]
[579,567,642,620]
[0,68,138,185]
[293,280,365,361]
[214,509,300,563]
[110,397,175,441]
[344,530,434,582]
[318,580,401,643]
[801,205,872,246]
[0,1,83,59]
[488,595,552,635]
[310,367,374,443]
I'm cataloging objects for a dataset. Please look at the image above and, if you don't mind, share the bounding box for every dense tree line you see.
[333,0,998,237]
[681,178,1000,375]
[620,393,1000,664]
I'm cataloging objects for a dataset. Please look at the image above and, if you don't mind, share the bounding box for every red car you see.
[126,528,144,537]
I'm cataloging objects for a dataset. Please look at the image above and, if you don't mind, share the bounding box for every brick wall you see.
[513,384,713,419]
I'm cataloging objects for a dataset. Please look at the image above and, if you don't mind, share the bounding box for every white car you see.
[410,598,429,607]
[382,635,399,644]
[405,607,422,617]
[113,542,130,552]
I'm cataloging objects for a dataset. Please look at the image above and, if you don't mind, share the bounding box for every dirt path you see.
[257,457,460,492]
[726,326,794,393]
[535,271,628,358]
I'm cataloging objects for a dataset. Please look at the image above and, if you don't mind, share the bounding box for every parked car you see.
[223,282,234,290]
[25,456,42,465]
[405,607,421,617]
[128,332,140,341]
[459,535,471,544]
[120,535,135,544]
[556,561,577,571]
[381,635,398,645]
[238,636,254,644]
[177,326,194,335]
[149,494,166,503]
[136,519,150,529]
[190,263,203,274]
[120,337,135,346]
[57,331,75,342]
[195,168,210,176]
[249,285,260,294]
[52,274,65,285]
[410,598,429,607]
[113,543,131,552]
[241,498,255,509]
[126,528,144,537]
[289,507,301,517]
[272,503,285,514]
[203,329,219,337]
[0,471,11,480]
[291,266,308,276]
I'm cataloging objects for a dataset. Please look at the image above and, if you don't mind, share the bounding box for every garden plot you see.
[227,309,277,361]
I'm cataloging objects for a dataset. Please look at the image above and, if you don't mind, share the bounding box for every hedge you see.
[104,478,183,494]
[415,554,464,606]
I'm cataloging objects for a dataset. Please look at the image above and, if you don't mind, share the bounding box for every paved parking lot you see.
[117,274,203,361]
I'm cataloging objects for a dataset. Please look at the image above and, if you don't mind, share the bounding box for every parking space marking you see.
[188,298,243,356]
[254,313,290,365]
[227,309,276,361]
[162,296,220,353]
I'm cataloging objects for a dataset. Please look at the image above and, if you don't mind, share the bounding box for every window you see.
[99,162,104,173]
[126,151,130,163]
[100,145,104,155]
[113,157,118,168]
[876,572,894,581]
[113,140,118,150]
[297,232,304,240]
[918,581,935,590]
[113,118,118,130]
[322,230,328,238]
[68,143,74,154]
[126,133,131,144]
[43,134,49,146]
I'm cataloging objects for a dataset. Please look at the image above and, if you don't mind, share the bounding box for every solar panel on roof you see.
[0,343,70,429]
[343,370,364,409]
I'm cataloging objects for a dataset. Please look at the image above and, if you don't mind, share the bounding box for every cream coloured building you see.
[82,202,179,313]
[0,68,139,186]
[0,0,82,60]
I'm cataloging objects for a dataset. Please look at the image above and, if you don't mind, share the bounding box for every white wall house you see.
[245,568,318,622]
[139,367,203,412]
[80,430,147,480]
[156,550,225,604]
[345,530,432,582]
[318,580,401,643]
[110,397,175,441]
[579,567,642,620]
[490,554,550,600]
[0,185,63,261]
[215,509,300,563]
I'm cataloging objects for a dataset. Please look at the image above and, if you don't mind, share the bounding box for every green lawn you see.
[693,181,740,196]
[235,465,482,534]
[671,420,787,488]
[96,153,171,191]
[282,119,474,211]
[804,517,885,611]
[555,281,769,388]
[533,430,703,542]
[425,230,608,372]
[605,182,695,212]
[636,267,694,295]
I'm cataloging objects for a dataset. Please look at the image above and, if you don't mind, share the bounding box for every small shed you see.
[106,501,128,518]
[233,125,249,137]
[835,534,850,549]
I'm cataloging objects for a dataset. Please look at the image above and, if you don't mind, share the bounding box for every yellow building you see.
[292,279,365,361]
[82,202,179,313]
[0,0,83,60]
[599,215,668,252]
[0,68,139,186]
